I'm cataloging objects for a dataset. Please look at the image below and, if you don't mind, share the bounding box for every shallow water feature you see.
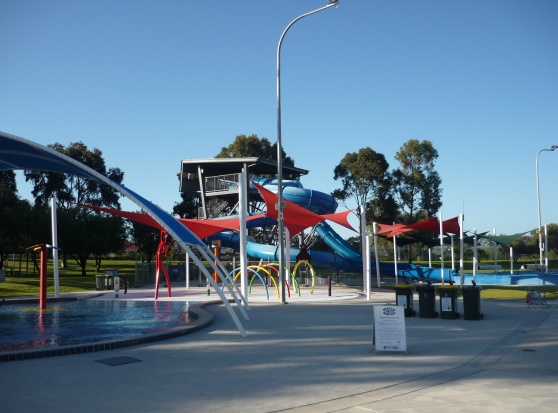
[0,299,197,352]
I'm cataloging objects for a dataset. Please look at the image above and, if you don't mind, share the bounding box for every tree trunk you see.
[61,252,68,269]
[94,254,102,272]
[73,255,88,277]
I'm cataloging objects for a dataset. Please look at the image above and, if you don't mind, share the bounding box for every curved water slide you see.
[215,182,371,272]
[215,180,362,271]
[216,180,456,282]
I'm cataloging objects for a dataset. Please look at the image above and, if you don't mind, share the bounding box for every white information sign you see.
[397,295,407,308]
[373,305,407,354]
[441,297,452,312]
[114,276,120,298]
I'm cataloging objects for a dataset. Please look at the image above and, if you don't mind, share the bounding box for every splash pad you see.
[0,299,201,361]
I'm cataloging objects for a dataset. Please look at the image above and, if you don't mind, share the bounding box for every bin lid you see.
[416,283,435,290]
[437,285,458,289]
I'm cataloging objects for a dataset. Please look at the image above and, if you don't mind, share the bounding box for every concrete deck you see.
[1,285,557,412]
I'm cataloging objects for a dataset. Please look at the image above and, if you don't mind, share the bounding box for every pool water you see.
[0,300,197,352]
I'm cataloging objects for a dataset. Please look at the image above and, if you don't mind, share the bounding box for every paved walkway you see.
[1,285,557,413]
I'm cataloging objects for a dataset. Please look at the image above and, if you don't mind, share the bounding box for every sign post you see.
[373,305,407,354]
[114,276,120,298]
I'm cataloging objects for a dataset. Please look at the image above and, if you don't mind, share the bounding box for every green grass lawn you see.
[386,284,558,301]
[2,258,558,300]
[479,285,558,301]
[0,258,138,298]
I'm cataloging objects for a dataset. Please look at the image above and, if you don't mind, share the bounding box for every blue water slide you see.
[214,179,458,282]
[251,179,338,214]
[310,221,457,279]
[216,228,458,281]
[314,221,361,262]
[215,231,359,272]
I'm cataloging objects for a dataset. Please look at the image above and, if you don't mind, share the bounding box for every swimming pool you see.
[0,299,206,362]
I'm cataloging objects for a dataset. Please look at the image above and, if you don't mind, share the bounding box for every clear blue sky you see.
[1,0,557,239]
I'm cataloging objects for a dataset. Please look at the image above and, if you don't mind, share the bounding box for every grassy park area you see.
[1,257,558,301]
[0,258,137,298]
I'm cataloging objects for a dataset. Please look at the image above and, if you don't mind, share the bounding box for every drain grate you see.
[95,356,143,366]
[522,349,536,352]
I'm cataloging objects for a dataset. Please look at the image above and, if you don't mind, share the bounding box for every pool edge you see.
[0,300,219,363]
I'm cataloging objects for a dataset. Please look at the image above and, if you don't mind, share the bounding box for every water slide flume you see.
[79,181,558,287]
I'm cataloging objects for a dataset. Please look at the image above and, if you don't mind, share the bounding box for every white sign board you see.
[440,296,453,312]
[397,294,408,308]
[373,305,407,354]
[114,276,120,298]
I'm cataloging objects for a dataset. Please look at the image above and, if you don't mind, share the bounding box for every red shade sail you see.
[321,209,357,233]
[385,216,462,238]
[375,223,407,235]
[253,182,323,236]
[76,203,264,240]
[77,203,162,228]
[441,216,461,235]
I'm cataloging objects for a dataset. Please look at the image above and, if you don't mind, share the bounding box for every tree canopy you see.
[332,147,397,224]
[216,134,295,168]
[24,141,124,209]
[0,171,52,270]
[392,139,442,223]
[23,142,127,275]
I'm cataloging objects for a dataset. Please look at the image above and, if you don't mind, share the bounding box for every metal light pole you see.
[536,145,557,270]
[276,0,338,304]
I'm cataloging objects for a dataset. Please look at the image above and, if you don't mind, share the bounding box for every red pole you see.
[38,244,48,310]
[213,246,219,283]
[26,244,50,310]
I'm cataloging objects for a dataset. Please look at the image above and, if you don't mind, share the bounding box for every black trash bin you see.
[438,285,460,319]
[416,284,437,318]
[95,274,105,290]
[462,285,483,320]
[394,285,415,317]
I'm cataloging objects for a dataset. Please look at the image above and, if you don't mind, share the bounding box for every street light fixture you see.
[536,145,557,271]
[276,0,338,303]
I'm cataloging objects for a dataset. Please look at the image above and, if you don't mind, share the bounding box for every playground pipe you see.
[26,244,48,310]
[154,231,172,300]
[38,245,47,310]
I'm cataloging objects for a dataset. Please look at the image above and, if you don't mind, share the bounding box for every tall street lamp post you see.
[276,0,338,303]
[536,145,557,270]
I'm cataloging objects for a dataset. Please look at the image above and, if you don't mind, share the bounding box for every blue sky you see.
[1,0,557,239]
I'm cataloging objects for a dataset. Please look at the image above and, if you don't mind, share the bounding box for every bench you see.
[525,289,547,307]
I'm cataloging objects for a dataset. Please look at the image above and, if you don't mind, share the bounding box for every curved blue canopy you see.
[0,131,249,335]
[0,131,204,247]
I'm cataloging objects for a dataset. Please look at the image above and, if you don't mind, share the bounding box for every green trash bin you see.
[416,284,437,318]
[95,274,114,290]
[438,285,460,319]
[105,275,114,290]
[95,274,106,290]
[394,285,415,317]
[462,285,483,320]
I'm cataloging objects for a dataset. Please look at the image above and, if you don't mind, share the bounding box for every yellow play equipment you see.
[225,260,316,301]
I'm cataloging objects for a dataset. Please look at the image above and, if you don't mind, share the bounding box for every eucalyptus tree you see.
[332,147,397,225]
[216,133,295,168]
[24,141,123,209]
[392,139,442,224]
[0,171,50,272]
[24,141,126,274]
